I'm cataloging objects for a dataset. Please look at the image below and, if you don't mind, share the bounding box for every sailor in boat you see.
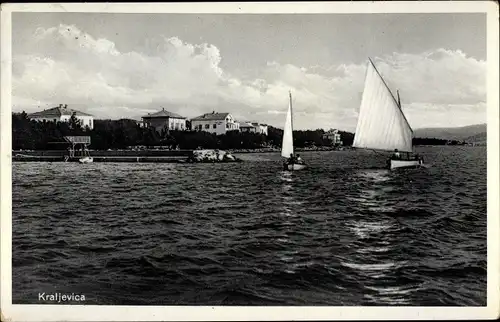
[296,154,304,164]
[283,153,293,170]
[283,153,295,168]
[392,149,401,160]
[414,153,424,164]
[289,153,303,164]
[285,153,305,166]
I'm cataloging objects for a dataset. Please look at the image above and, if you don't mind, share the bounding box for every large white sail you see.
[353,59,413,153]
[281,92,294,158]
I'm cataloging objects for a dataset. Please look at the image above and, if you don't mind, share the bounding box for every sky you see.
[11,12,487,131]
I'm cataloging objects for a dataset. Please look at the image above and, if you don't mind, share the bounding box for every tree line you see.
[12,112,464,150]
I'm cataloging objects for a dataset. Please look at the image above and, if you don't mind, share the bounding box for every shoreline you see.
[12,147,345,158]
[12,144,480,157]
[11,144,483,163]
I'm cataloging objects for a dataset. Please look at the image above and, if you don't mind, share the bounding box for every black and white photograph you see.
[1,1,499,321]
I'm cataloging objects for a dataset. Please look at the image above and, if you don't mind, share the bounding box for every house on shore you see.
[28,104,94,130]
[239,122,254,133]
[191,111,240,135]
[239,122,268,135]
[141,108,187,132]
[323,129,343,146]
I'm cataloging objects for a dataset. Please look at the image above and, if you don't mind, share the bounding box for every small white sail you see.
[353,59,413,153]
[281,92,294,158]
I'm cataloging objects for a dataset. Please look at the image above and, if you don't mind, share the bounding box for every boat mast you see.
[396,88,414,154]
[289,90,294,134]
[368,58,413,134]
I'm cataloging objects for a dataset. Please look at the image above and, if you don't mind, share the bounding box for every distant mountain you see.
[413,123,486,142]
[463,132,487,144]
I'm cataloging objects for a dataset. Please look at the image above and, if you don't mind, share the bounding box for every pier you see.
[12,134,199,163]
[13,148,193,163]
[12,149,242,163]
[13,155,188,163]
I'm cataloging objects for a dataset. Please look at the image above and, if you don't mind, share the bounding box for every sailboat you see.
[353,58,424,170]
[282,91,307,171]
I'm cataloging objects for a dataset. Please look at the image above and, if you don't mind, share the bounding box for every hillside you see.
[413,123,486,141]
[463,132,487,144]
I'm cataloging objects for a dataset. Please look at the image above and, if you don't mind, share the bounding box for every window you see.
[205,124,210,129]
[213,124,217,129]
[175,123,179,130]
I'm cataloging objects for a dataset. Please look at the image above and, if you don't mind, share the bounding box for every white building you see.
[191,112,240,135]
[141,108,187,132]
[323,129,343,146]
[28,104,94,130]
[239,122,255,133]
[238,122,268,135]
[251,122,268,135]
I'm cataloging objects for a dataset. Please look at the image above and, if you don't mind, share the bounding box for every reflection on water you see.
[356,169,391,182]
[341,261,396,271]
[279,171,302,218]
[279,171,294,183]
[277,171,304,271]
[356,246,390,254]
[350,220,394,239]
[342,169,418,305]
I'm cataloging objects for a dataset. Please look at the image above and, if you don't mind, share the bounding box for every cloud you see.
[404,102,487,129]
[12,23,486,131]
[371,49,486,105]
